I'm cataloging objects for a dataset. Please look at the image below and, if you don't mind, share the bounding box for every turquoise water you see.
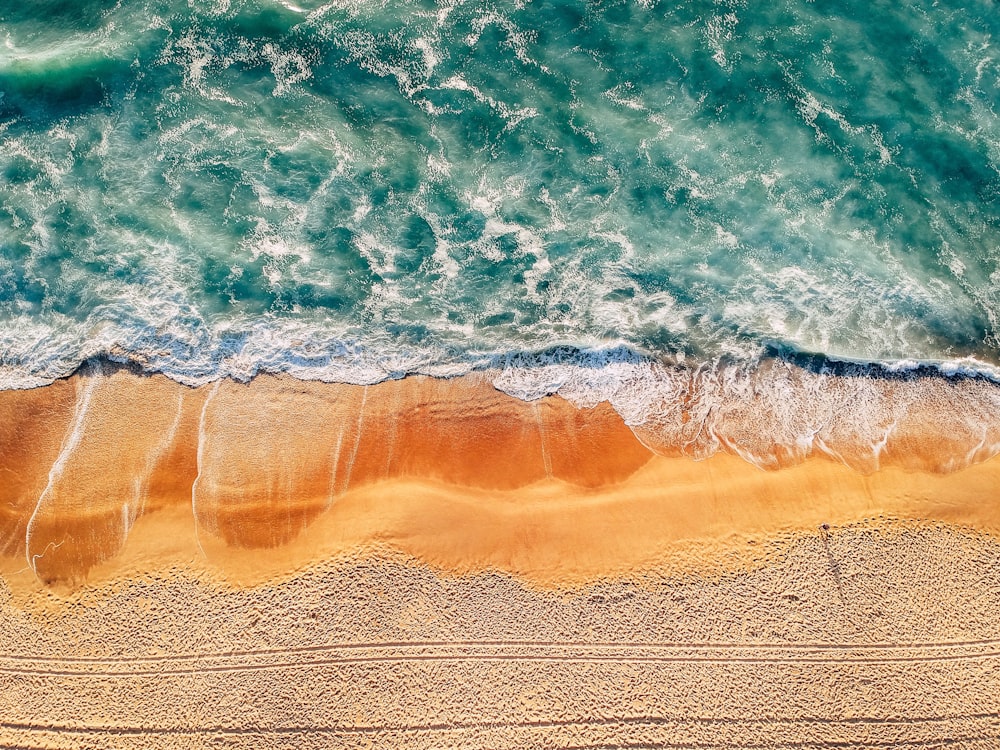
[1,0,999,391]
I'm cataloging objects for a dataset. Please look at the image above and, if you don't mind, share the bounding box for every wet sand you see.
[2,367,1000,747]
[2,366,1000,591]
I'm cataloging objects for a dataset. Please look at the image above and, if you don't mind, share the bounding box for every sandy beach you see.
[5,0,1000,743]
[2,367,1000,747]
[3,366,1000,589]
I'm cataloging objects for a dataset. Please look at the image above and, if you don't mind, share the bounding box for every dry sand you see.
[2,367,1000,747]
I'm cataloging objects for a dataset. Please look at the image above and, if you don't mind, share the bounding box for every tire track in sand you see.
[2,639,1000,677]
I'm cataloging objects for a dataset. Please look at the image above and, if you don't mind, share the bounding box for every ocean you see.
[2,0,999,467]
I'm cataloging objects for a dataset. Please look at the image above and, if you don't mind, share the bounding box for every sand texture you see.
[3,528,1000,748]
[2,367,1000,747]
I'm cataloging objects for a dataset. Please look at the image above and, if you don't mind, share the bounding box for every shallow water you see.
[1,0,998,399]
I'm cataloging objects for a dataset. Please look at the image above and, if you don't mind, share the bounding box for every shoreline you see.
[3,367,1000,602]
[4,366,1000,749]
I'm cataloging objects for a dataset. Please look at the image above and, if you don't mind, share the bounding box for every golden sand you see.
[1,367,999,595]
[3,369,1000,748]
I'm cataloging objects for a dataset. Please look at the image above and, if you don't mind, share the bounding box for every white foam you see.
[4,308,1000,474]
[490,347,1000,472]
[262,43,313,97]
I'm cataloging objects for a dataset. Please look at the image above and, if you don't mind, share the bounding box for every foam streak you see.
[25,374,99,577]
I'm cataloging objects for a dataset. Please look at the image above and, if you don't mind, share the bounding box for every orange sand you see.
[2,368,1000,599]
